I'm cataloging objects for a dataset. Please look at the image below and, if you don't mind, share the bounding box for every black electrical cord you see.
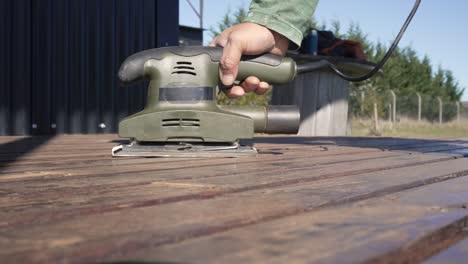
[297,0,421,82]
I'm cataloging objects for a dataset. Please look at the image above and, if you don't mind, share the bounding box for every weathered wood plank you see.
[0,147,411,182]
[3,136,466,179]
[1,157,468,263]
[0,152,453,217]
[1,135,463,162]
[424,238,468,264]
[392,142,468,155]
[101,175,468,264]
[1,135,468,263]
[1,140,462,171]
[0,145,378,174]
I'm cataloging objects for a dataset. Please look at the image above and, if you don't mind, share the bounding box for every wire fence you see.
[349,90,463,125]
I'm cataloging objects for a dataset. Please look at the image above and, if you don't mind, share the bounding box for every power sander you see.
[112,0,421,158]
[112,46,301,157]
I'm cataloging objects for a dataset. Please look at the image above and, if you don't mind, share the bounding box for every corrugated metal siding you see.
[0,0,179,135]
[179,26,204,46]
[0,0,32,135]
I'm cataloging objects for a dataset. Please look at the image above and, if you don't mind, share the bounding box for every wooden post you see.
[437,97,443,124]
[390,90,396,123]
[456,102,461,123]
[388,104,393,129]
[388,104,392,123]
[416,93,422,122]
[374,102,379,131]
[360,91,365,118]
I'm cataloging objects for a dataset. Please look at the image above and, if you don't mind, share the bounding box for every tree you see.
[209,7,247,38]
[211,6,465,119]
[339,24,464,121]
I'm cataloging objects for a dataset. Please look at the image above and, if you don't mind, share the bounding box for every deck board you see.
[130,176,468,264]
[1,135,468,263]
[425,238,468,264]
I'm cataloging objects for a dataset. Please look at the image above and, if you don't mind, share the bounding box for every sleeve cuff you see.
[243,10,304,49]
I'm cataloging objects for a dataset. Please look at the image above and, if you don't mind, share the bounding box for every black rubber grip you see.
[118,46,283,85]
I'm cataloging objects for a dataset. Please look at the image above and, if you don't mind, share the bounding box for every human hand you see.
[209,22,289,98]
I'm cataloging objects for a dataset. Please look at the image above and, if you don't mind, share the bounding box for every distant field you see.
[351,118,468,138]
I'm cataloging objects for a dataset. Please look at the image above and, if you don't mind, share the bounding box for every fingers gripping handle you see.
[219,56,297,92]
[118,46,297,86]
[237,56,296,84]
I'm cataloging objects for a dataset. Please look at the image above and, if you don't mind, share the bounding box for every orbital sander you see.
[112,0,421,158]
[112,46,301,157]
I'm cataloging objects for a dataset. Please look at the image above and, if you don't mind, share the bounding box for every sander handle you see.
[118,46,297,86]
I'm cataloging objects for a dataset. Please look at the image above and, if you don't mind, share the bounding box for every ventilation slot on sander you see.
[162,118,200,128]
[172,61,196,76]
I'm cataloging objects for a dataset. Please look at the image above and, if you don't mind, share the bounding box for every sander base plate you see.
[112,141,257,158]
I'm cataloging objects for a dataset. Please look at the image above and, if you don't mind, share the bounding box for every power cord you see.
[297,0,422,82]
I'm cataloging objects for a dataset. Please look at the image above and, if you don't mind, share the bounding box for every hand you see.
[209,22,289,98]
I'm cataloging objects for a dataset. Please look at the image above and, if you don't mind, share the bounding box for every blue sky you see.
[180,0,468,101]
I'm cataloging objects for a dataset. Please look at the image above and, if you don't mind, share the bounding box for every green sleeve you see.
[243,0,319,48]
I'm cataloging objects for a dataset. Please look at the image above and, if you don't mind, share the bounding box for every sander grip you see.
[237,57,296,84]
[118,46,297,86]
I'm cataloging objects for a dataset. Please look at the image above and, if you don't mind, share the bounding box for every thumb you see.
[219,39,243,85]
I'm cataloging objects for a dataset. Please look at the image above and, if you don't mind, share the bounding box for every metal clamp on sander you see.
[112,46,301,157]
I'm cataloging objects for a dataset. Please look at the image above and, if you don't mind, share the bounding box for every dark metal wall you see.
[0,0,179,135]
[179,25,204,46]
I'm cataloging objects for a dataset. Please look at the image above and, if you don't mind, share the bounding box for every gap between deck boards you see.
[2,136,468,263]
[0,155,458,228]
[3,160,468,263]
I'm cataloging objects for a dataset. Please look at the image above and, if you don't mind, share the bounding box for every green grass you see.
[351,118,468,138]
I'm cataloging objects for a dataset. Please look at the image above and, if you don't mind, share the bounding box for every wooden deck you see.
[1,135,468,263]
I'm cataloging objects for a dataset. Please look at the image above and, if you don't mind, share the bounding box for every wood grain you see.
[1,135,468,264]
[128,176,468,264]
[424,238,468,264]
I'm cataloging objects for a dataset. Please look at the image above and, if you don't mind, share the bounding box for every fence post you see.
[456,101,461,123]
[437,97,443,124]
[360,91,365,117]
[388,104,392,123]
[374,102,379,131]
[388,104,393,129]
[390,90,396,123]
[416,93,422,122]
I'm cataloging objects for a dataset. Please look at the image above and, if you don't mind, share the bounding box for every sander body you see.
[111,1,421,157]
[112,46,301,157]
